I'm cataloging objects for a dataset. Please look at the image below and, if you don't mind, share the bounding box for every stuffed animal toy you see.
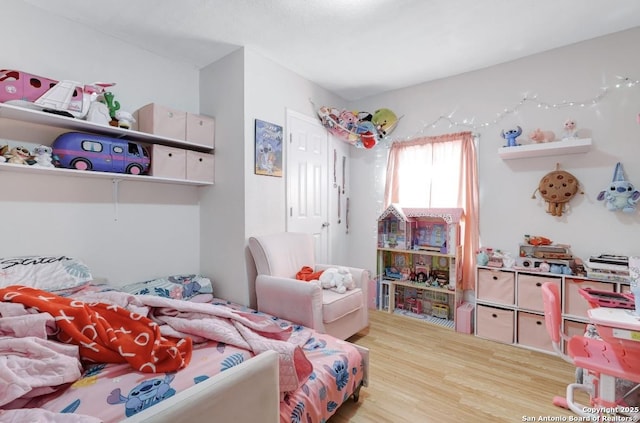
[561,119,578,139]
[531,163,582,217]
[115,110,136,129]
[500,126,522,147]
[318,267,355,294]
[32,145,54,167]
[597,162,640,213]
[528,128,556,143]
[372,108,399,137]
[4,146,31,164]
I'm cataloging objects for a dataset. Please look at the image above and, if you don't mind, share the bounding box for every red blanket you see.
[0,285,191,373]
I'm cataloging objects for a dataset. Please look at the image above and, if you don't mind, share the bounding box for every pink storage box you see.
[186,150,214,184]
[149,144,186,179]
[137,103,187,141]
[137,104,215,149]
[455,302,474,334]
[186,113,215,149]
[476,268,515,305]
[517,311,552,352]
[564,278,614,318]
[517,274,560,312]
[476,304,514,344]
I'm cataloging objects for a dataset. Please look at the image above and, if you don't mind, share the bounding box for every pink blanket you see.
[0,302,82,408]
[74,290,314,393]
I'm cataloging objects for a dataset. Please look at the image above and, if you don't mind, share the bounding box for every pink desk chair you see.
[541,282,640,420]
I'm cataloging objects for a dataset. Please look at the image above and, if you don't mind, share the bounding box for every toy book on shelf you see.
[377,204,463,253]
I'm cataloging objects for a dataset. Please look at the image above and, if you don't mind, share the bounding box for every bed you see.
[0,256,369,423]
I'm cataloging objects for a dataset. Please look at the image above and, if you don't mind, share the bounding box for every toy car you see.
[52,132,150,175]
[0,69,115,119]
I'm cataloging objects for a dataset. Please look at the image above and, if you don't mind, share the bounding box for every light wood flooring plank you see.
[330,310,578,422]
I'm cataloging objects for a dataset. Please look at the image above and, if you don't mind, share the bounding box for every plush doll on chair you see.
[319,267,355,294]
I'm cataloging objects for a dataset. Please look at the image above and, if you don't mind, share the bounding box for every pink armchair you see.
[248,232,369,340]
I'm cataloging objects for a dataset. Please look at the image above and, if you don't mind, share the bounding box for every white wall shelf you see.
[0,102,213,153]
[0,161,212,186]
[498,138,592,160]
[0,103,214,186]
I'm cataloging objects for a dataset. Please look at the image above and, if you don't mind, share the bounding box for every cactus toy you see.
[103,91,121,120]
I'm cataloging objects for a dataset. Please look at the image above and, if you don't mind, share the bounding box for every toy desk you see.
[587,307,640,358]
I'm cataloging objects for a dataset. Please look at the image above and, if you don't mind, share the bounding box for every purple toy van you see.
[52,132,150,175]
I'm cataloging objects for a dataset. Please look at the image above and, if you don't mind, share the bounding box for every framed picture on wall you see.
[254,119,283,177]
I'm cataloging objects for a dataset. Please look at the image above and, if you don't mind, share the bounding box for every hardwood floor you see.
[330,310,579,422]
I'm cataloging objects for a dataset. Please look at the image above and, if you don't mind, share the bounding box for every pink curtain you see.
[384,131,479,290]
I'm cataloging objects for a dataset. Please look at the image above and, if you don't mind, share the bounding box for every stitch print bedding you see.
[0,282,366,422]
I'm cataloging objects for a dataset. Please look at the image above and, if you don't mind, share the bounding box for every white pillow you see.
[0,255,93,291]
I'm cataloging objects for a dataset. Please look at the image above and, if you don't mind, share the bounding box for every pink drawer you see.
[517,274,560,312]
[186,150,214,183]
[517,311,552,352]
[150,145,186,179]
[137,103,187,140]
[477,269,515,305]
[564,278,614,318]
[186,113,215,149]
[476,305,514,344]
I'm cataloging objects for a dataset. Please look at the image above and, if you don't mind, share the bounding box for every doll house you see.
[377,204,463,253]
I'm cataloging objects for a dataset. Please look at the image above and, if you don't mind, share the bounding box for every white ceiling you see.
[22,0,640,101]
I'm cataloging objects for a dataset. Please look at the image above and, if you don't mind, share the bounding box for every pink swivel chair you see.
[541,282,640,419]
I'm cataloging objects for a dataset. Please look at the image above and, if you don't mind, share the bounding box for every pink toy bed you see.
[0,256,368,423]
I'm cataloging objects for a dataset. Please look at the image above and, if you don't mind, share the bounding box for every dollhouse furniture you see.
[376,205,463,329]
[248,232,369,340]
[541,282,640,420]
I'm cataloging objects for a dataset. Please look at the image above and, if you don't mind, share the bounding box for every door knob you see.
[321,222,330,228]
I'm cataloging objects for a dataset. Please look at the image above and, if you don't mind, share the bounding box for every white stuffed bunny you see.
[319,267,355,294]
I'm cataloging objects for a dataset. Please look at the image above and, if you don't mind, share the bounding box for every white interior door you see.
[286,109,329,264]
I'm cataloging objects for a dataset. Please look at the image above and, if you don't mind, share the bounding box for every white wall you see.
[1,1,203,284]
[198,50,247,304]
[198,49,346,306]
[349,27,640,279]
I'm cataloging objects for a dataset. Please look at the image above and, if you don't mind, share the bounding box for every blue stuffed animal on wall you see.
[597,162,640,213]
[501,126,522,147]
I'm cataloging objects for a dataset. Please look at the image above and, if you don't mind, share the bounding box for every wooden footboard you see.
[122,350,280,423]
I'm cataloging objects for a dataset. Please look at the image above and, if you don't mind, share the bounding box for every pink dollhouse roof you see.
[378,204,464,224]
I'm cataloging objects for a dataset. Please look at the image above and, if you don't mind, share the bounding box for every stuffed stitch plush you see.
[597,162,640,213]
[318,267,355,294]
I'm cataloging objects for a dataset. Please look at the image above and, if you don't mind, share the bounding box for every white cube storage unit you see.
[475,266,628,354]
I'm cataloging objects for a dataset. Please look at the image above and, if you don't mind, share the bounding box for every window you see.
[81,140,103,153]
[384,131,479,289]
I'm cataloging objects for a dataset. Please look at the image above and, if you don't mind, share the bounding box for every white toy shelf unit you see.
[376,204,464,329]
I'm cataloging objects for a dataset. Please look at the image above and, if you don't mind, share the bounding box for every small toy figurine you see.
[115,110,136,129]
[103,91,121,126]
[597,162,640,213]
[501,126,522,147]
[32,145,55,167]
[561,119,578,139]
[528,128,556,143]
[4,146,31,164]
